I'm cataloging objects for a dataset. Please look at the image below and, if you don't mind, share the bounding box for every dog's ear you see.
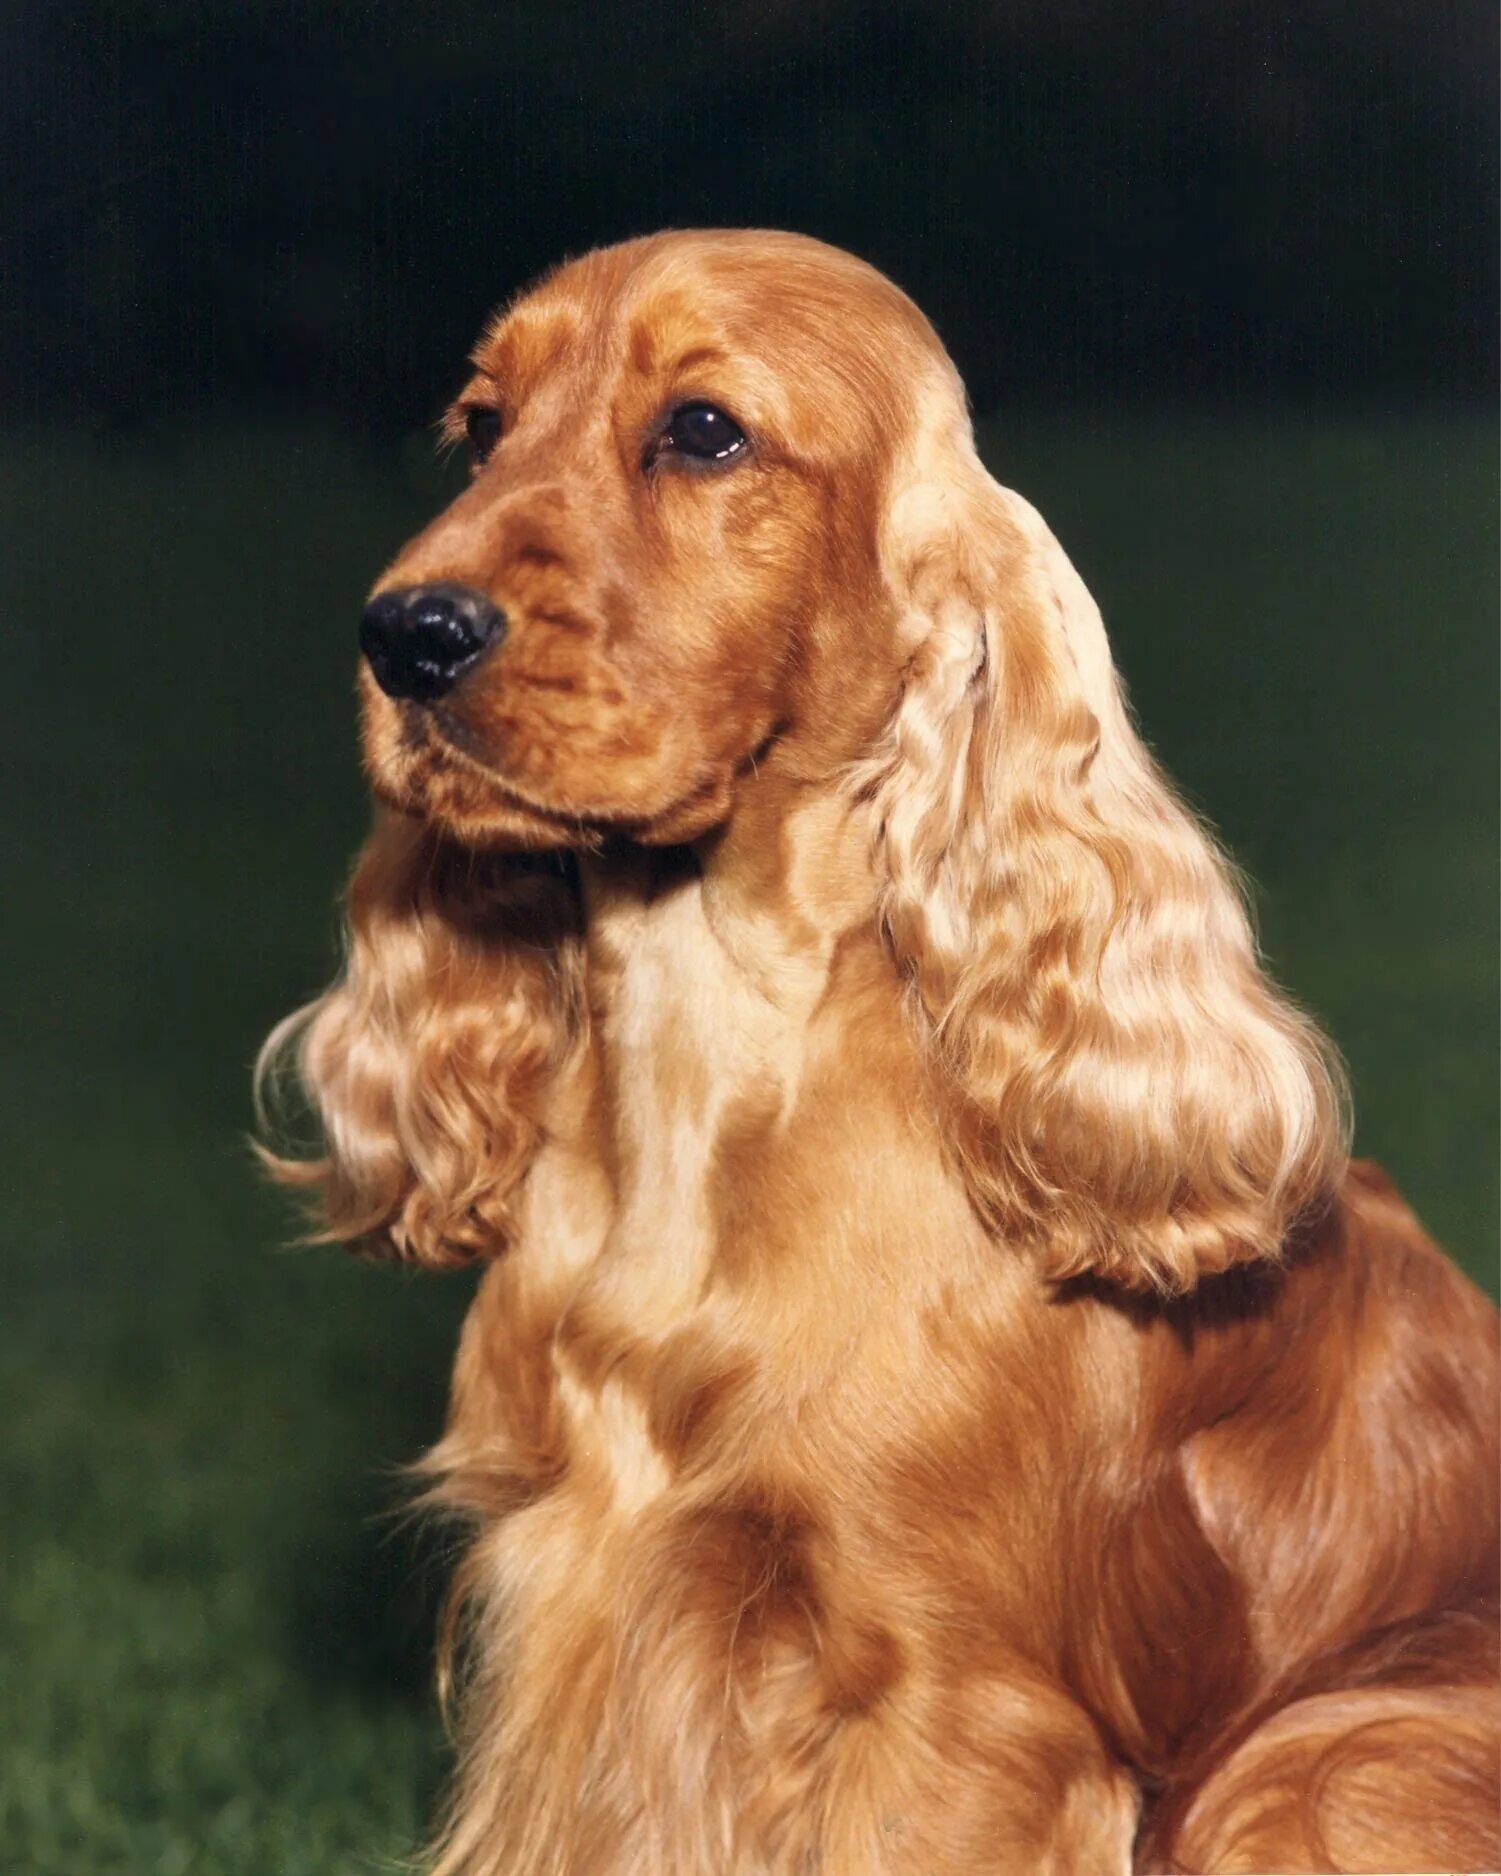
[865,415,1347,1291]
[256,811,584,1266]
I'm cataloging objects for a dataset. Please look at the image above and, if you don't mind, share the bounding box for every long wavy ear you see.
[256,810,585,1267]
[865,408,1347,1291]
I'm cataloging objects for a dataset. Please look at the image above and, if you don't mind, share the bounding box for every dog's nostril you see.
[357,592,408,667]
[358,582,506,703]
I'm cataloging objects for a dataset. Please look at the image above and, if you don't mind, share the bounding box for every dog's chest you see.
[493,1350,903,1801]
[553,1360,674,1516]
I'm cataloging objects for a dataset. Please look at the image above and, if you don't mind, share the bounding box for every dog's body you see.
[424,861,1495,1874]
[263,231,1499,1873]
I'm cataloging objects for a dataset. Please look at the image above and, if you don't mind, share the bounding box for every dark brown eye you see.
[660,403,747,464]
[465,406,502,464]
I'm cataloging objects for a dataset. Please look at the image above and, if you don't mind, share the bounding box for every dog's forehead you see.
[471,231,946,407]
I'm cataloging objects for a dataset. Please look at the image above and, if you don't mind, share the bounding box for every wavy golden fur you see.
[259,230,1499,1873]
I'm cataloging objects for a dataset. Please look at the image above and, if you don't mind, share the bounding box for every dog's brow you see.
[478,308,579,390]
[670,345,730,376]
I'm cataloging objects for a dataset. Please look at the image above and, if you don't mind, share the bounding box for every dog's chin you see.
[364,717,739,855]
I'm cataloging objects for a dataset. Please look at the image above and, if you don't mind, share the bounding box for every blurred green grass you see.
[1,416,1494,1872]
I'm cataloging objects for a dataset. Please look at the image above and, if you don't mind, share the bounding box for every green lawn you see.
[2,416,1495,1873]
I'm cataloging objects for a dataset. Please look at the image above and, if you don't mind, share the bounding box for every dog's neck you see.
[546,782,938,1339]
[580,783,881,1028]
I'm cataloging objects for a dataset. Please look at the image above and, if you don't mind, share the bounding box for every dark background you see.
[8,0,1496,429]
[3,6,1495,1871]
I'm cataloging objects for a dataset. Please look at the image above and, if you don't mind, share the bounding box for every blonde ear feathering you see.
[861,399,1348,1292]
[255,810,586,1268]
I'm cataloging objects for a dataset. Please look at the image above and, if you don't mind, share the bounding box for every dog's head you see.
[265,230,1345,1290]
[357,229,944,850]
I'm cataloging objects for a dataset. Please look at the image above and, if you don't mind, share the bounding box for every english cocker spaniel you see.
[260,230,1499,1875]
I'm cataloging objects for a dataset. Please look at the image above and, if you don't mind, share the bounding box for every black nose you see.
[358,582,506,702]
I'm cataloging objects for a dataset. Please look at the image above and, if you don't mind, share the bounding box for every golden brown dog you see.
[261,230,1499,1874]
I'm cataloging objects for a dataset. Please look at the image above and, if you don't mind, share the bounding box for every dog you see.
[260,230,1499,1874]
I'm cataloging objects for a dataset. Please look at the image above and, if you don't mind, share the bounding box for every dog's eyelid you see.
[645,400,753,474]
[462,403,505,466]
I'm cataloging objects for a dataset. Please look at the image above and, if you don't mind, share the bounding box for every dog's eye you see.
[659,403,747,464]
[465,407,503,465]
